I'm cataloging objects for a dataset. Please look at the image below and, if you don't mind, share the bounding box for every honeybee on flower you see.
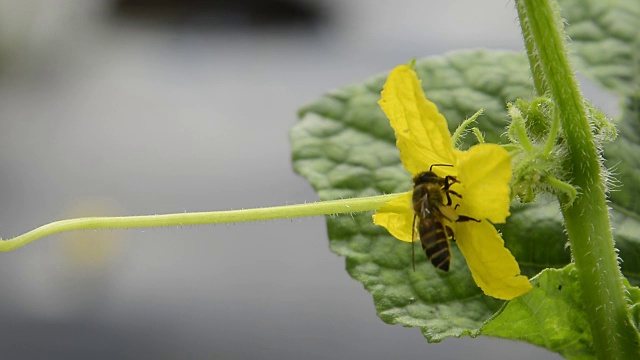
[372,63,531,300]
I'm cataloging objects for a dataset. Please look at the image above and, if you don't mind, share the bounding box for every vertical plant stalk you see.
[515,0,549,96]
[516,0,640,359]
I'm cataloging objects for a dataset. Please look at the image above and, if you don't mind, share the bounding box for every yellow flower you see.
[372,64,532,300]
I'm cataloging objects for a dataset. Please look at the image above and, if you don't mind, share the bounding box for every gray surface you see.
[0,0,608,358]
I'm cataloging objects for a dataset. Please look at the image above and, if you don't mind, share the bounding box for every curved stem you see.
[543,108,560,156]
[472,128,485,144]
[544,174,577,207]
[451,108,483,145]
[0,194,399,252]
[508,103,534,153]
[517,0,640,358]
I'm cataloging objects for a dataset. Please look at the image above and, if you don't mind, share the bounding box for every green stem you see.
[518,0,640,358]
[0,194,399,252]
[508,103,534,153]
[472,128,485,144]
[451,108,484,145]
[543,107,560,156]
[516,0,550,95]
[544,175,577,207]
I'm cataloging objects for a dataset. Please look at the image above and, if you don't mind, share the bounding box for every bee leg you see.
[442,176,461,206]
[444,189,462,206]
[443,175,459,187]
[442,176,458,192]
[430,163,454,172]
[453,203,471,211]
[444,225,455,241]
[451,206,480,222]
[456,215,480,223]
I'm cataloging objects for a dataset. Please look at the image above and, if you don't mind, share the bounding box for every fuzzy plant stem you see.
[515,0,550,96]
[517,0,640,358]
[0,194,398,252]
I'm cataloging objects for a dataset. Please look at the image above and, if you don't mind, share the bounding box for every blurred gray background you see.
[0,0,611,358]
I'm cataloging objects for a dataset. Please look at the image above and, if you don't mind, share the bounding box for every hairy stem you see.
[517,0,640,358]
[543,109,560,156]
[0,194,399,252]
[451,108,483,145]
[507,103,534,153]
[515,0,549,95]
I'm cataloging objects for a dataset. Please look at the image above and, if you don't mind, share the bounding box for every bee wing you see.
[437,204,458,222]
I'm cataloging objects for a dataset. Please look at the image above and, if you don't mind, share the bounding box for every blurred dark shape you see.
[1,315,176,359]
[110,0,326,29]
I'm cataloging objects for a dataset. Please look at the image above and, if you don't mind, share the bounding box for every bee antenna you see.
[429,163,454,172]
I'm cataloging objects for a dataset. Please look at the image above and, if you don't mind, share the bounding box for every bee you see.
[411,164,478,271]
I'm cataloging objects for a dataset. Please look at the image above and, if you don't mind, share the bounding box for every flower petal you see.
[378,65,456,177]
[455,144,511,223]
[455,220,531,300]
[372,191,414,242]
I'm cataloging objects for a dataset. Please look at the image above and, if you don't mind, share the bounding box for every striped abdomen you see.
[418,216,452,271]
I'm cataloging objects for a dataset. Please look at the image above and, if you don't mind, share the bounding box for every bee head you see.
[413,171,440,186]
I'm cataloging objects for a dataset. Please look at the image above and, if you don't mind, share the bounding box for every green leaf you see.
[558,0,640,96]
[291,50,536,341]
[607,101,640,286]
[482,265,593,359]
[291,50,639,353]
[496,202,570,278]
[482,264,640,360]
